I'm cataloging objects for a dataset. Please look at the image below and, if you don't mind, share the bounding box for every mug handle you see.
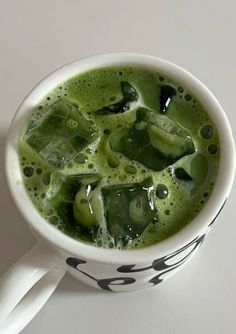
[0,241,66,333]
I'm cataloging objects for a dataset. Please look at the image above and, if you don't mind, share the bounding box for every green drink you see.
[18,66,220,249]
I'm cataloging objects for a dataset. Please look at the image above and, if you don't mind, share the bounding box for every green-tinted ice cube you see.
[73,176,103,229]
[24,98,98,168]
[110,108,195,171]
[102,177,158,243]
[50,173,102,241]
[143,110,195,158]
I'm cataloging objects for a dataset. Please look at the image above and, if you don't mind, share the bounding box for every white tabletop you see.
[0,1,235,333]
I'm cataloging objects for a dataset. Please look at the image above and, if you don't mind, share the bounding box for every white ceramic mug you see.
[1,53,235,333]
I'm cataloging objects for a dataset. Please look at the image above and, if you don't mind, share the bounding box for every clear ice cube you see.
[24,98,98,168]
[102,177,158,243]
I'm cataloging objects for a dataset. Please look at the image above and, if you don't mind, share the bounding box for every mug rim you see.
[5,52,235,264]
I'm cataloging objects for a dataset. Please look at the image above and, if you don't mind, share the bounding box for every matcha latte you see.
[18,66,220,249]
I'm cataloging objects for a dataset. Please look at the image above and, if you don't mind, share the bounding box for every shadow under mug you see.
[1,53,235,333]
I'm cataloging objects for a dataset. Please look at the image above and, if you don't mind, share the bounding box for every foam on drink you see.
[18,66,220,249]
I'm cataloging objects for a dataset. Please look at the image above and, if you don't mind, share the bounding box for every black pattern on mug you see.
[66,257,136,291]
[118,234,205,274]
[66,234,206,290]
[116,234,205,285]
[149,234,205,285]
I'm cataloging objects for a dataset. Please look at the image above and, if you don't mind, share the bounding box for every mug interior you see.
[5,53,235,264]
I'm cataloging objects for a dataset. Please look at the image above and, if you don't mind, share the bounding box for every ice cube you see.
[102,177,158,244]
[110,108,195,171]
[24,98,98,168]
[50,173,102,241]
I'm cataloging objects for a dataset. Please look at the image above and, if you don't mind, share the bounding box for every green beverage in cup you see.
[18,66,220,249]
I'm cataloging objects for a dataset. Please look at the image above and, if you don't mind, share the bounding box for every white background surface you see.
[0,0,235,333]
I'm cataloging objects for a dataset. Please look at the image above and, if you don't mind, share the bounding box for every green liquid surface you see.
[18,66,220,249]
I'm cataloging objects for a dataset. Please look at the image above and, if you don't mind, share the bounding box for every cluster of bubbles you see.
[20,156,62,226]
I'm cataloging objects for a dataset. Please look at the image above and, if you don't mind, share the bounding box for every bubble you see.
[159,76,164,81]
[124,165,137,175]
[36,168,42,174]
[49,216,59,225]
[88,163,94,169]
[67,119,78,128]
[156,184,169,199]
[165,210,170,215]
[42,173,51,185]
[203,192,209,197]
[200,125,214,139]
[178,86,184,93]
[23,166,34,177]
[185,93,192,101]
[104,129,111,135]
[107,156,120,168]
[208,144,217,154]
